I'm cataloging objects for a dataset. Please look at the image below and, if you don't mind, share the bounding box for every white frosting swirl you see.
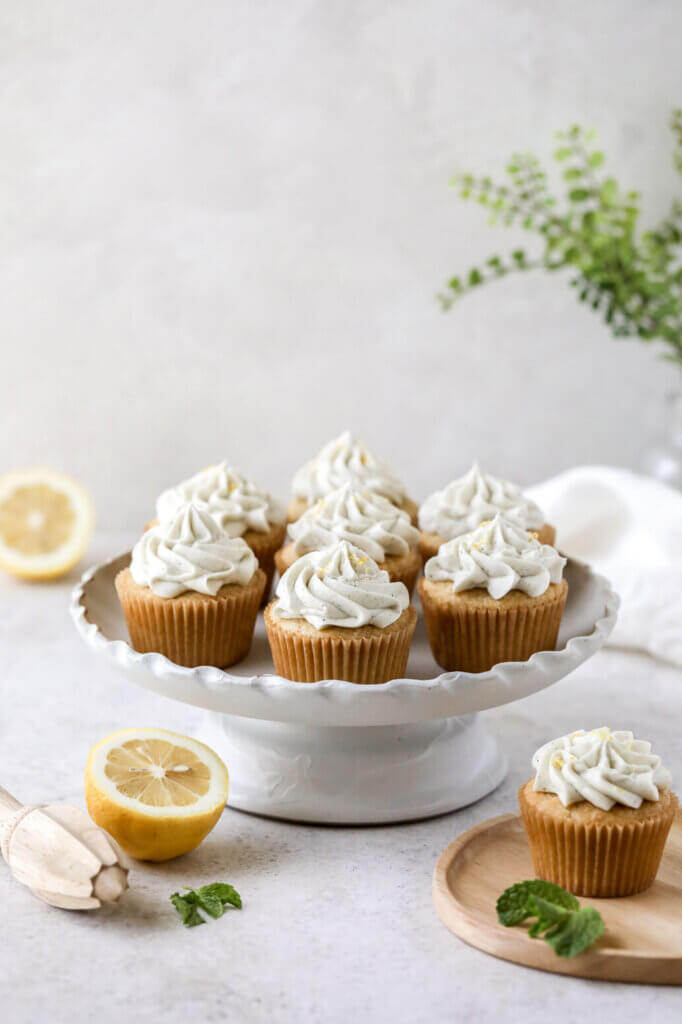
[288,484,419,561]
[156,462,285,536]
[419,463,544,539]
[292,431,407,506]
[533,728,672,811]
[424,513,565,599]
[131,504,258,598]
[273,540,409,629]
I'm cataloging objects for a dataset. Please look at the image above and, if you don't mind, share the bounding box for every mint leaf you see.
[544,906,605,958]
[198,882,242,910]
[526,894,571,937]
[497,879,578,926]
[195,890,225,919]
[497,879,604,959]
[170,882,243,928]
[170,892,204,928]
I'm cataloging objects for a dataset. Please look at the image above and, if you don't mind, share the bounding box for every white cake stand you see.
[71,554,618,824]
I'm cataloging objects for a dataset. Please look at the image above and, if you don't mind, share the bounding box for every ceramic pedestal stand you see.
[72,555,618,825]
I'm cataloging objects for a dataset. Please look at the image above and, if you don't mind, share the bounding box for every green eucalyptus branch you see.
[441,113,682,366]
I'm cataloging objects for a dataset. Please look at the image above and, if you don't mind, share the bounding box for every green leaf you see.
[599,179,618,205]
[196,890,225,919]
[444,115,682,364]
[497,880,578,926]
[497,880,603,959]
[544,906,605,958]
[527,893,573,937]
[170,892,205,928]
[199,882,242,910]
[171,883,242,928]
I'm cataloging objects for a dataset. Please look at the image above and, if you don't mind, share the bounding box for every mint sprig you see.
[170,883,242,928]
[497,879,604,958]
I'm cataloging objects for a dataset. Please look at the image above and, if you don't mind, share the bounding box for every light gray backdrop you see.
[2,1,680,529]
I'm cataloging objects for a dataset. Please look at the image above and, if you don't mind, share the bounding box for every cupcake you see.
[116,504,265,668]
[418,463,555,563]
[519,728,678,897]
[418,514,567,673]
[275,484,421,595]
[288,431,417,524]
[153,462,286,602]
[265,540,417,684]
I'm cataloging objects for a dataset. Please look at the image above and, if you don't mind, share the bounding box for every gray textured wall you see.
[2,1,680,527]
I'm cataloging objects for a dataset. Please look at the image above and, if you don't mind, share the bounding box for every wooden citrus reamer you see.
[0,785,129,909]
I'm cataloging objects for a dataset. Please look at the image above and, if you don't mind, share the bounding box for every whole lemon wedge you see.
[0,467,94,580]
[85,728,229,862]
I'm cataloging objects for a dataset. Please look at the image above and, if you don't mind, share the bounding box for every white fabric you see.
[528,466,682,667]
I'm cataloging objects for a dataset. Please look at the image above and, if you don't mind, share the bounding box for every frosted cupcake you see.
[289,431,417,524]
[265,540,417,683]
[153,463,286,601]
[519,728,677,897]
[418,463,555,563]
[275,484,421,595]
[116,504,265,668]
[418,514,567,672]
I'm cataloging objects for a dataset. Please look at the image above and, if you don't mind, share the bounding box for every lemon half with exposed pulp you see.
[85,728,229,861]
[0,467,94,580]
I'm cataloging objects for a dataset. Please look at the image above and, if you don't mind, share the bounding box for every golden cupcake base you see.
[264,602,418,684]
[115,567,266,668]
[518,780,679,897]
[418,577,568,673]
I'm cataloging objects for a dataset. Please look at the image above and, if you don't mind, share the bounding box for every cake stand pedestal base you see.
[199,712,507,825]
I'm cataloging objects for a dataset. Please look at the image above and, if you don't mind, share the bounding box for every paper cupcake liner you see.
[418,579,567,673]
[116,568,265,668]
[275,544,421,596]
[264,604,417,684]
[518,782,678,897]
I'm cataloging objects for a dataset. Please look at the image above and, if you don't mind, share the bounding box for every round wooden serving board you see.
[433,811,682,984]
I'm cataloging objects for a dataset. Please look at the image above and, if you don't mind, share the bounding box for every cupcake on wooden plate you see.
[288,430,418,524]
[519,728,678,897]
[275,483,421,595]
[418,463,555,563]
[418,514,567,673]
[152,462,286,601]
[265,540,417,684]
[116,504,265,668]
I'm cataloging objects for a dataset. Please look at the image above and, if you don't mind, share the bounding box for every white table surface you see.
[3,533,681,1024]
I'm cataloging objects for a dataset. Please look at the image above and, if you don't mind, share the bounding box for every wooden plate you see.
[433,811,682,984]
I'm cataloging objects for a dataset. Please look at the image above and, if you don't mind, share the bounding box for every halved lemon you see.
[85,728,229,862]
[0,467,94,580]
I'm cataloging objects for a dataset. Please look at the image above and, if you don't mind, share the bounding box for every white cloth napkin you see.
[527,466,682,668]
